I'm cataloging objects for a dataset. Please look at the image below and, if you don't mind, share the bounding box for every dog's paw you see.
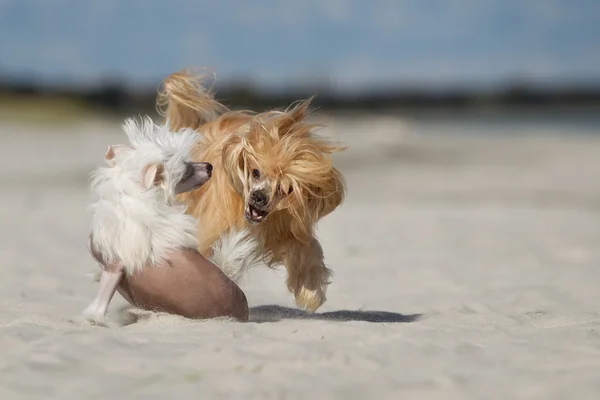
[294,286,326,313]
[84,317,110,327]
[80,306,110,327]
[70,313,111,328]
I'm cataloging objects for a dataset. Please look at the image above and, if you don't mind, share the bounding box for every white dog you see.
[83,117,260,323]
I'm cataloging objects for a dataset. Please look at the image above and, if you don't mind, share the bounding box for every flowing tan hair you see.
[221,98,347,241]
[156,68,346,255]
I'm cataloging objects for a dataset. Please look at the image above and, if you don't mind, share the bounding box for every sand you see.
[1,114,599,399]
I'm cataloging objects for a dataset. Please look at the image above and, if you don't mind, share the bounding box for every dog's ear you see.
[307,167,346,220]
[276,98,313,137]
[222,135,246,194]
[141,163,164,190]
[104,144,133,166]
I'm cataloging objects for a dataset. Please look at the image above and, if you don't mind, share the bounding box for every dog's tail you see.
[157,68,228,132]
[208,229,262,283]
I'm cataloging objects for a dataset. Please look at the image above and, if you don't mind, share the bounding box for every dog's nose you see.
[250,190,268,207]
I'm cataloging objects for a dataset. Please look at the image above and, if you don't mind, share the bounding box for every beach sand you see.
[1,114,599,399]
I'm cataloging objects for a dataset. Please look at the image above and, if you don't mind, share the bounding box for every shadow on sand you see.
[249,305,422,323]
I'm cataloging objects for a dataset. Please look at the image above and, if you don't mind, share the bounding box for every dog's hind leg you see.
[82,263,124,325]
[281,238,332,312]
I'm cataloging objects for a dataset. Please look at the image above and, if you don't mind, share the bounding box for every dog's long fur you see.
[89,117,260,279]
[158,69,347,311]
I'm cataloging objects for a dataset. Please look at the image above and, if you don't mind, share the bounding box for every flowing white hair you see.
[88,117,201,274]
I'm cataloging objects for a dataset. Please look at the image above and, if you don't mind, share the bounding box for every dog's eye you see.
[252,169,260,179]
[277,184,293,195]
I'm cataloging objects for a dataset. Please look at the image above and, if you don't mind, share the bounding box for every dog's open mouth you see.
[245,204,269,223]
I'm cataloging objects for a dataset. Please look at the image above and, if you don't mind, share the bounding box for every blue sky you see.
[1,0,599,91]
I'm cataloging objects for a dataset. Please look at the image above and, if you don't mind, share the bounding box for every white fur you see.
[89,116,261,280]
[209,229,263,282]
[89,117,201,274]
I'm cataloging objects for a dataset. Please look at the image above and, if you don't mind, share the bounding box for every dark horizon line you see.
[2,70,600,94]
[2,75,600,113]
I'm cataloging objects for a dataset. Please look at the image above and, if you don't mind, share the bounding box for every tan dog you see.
[83,117,260,323]
[158,69,347,312]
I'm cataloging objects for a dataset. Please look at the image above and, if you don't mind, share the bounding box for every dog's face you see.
[100,118,214,200]
[104,144,212,197]
[173,161,213,194]
[221,99,346,229]
[243,159,295,224]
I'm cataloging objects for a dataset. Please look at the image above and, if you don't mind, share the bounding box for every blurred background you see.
[1,0,599,123]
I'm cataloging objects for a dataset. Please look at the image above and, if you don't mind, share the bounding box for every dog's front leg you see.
[82,263,124,324]
[282,238,332,312]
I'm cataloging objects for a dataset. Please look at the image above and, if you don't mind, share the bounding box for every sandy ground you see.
[0,114,599,399]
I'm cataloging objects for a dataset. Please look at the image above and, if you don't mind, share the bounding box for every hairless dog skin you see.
[88,236,249,321]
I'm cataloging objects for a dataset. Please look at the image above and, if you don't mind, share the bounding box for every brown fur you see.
[157,69,347,311]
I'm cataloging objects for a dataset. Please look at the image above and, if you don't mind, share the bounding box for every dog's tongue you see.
[251,208,261,218]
